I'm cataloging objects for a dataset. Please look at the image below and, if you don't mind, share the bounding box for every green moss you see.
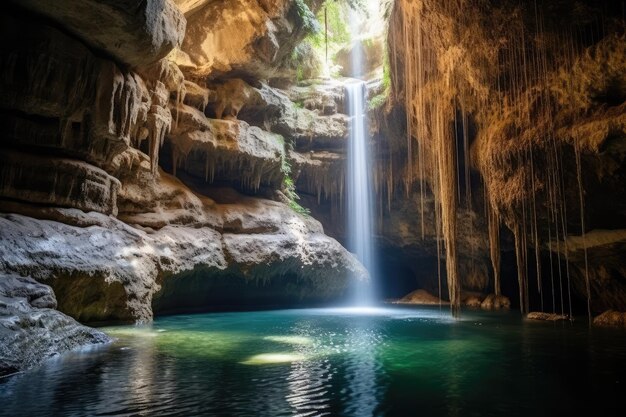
[368,92,387,110]
[382,46,391,90]
[294,0,321,35]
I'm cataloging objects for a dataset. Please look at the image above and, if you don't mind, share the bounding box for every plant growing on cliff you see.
[281,150,310,216]
[368,53,392,110]
[289,0,369,80]
[284,175,311,215]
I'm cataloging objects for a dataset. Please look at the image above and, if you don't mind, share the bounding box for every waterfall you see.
[346,80,375,305]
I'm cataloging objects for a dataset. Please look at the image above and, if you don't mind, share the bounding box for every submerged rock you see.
[593,310,626,327]
[463,294,483,308]
[527,312,570,322]
[393,289,447,305]
[480,294,511,310]
[0,274,110,377]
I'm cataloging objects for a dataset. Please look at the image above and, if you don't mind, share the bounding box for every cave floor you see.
[1,306,625,416]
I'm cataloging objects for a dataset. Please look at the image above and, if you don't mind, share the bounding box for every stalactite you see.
[487,202,501,296]
[514,222,529,315]
[390,0,619,316]
[575,142,592,325]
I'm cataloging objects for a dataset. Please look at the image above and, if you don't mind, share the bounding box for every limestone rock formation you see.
[480,294,511,310]
[0,150,120,216]
[0,13,152,168]
[167,103,286,189]
[387,0,626,315]
[0,274,110,377]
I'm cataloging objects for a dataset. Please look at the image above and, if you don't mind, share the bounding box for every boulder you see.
[481,294,511,310]
[0,274,110,377]
[0,182,366,323]
[463,294,483,308]
[393,289,448,305]
[593,310,626,327]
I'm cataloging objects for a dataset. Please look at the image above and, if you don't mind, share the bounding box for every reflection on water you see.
[1,306,626,417]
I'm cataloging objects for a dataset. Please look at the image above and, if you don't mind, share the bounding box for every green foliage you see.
[280,144,310,216]
[368,50,392,110]
[382,46,391,90]
[368,92,387,110]
[308,1,351,49]
[287,0,372,80]
[284,175,311,215]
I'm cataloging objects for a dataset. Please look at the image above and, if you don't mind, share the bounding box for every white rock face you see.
[0,178,367,323]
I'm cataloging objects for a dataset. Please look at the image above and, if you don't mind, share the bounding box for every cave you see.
[1,0,626,416]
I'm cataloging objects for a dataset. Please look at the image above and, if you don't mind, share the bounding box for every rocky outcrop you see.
[387,0,626,314]
[0,13,152,167]
[0,274,110,376]
[174,0,319,79]
[480,294,511,310]
[167,103,286,189]
[0,170,366,323]
[0,0,370,375]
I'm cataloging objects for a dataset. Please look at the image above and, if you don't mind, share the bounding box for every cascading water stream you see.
[345,0,377,304]
[346,80,376,306]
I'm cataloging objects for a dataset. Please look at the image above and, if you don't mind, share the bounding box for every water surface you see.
[1,306,625,416]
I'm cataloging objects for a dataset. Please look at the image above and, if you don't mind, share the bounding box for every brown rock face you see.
[175,0,318,79]
[593,310,626,327]
[11,0,186,68]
